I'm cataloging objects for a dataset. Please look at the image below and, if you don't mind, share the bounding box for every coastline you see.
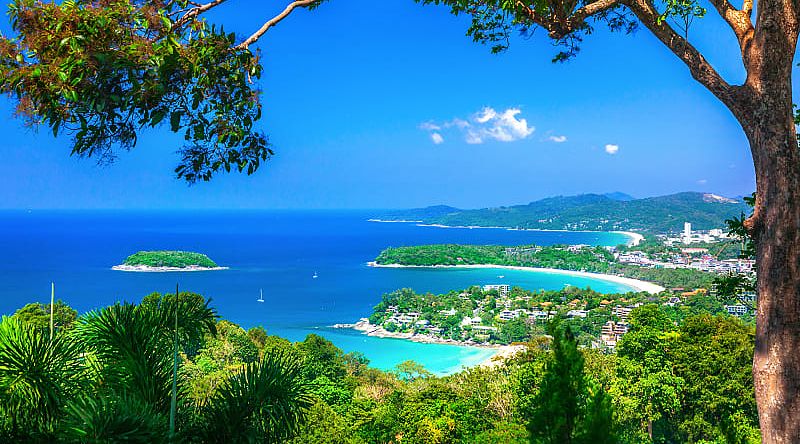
[367,219,643,246]
[367,262,665,294]
[342,318,524,369]
[111,264,230,272]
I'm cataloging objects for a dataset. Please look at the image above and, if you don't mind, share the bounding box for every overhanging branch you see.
[175,0,228,28]
[236,0,320,50]
[619,0,736,107]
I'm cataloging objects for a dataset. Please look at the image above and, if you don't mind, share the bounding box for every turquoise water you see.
[0,210,633,375]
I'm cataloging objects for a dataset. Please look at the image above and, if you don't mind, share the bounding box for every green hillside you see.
[376,192,749,233]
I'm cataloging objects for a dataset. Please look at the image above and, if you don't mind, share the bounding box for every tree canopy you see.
[0,0,325,182]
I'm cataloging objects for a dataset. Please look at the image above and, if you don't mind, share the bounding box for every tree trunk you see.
[735,22,800,439]
[718,2,800,441]
[747,113,800,443]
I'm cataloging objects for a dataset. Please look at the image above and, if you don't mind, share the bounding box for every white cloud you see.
[419,107,535,145]
[549,135,567,143]
[419,122,441,131]
[431,133,444,145]
[697,179,708,185]
[465,130,483,145]
[475,107,497,123]
[605,144,619,155]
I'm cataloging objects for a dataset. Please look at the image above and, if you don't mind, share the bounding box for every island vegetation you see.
[119,250,221,270]
[1,293,759,443]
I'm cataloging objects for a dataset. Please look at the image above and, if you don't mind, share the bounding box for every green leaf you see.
[170,112,182,132]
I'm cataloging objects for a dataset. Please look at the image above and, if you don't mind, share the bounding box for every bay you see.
[0,210,632,375]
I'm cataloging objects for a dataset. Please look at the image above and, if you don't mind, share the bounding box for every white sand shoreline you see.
[111,265,230,272]
[368,262,665,294]
[344,318,523,369]
[367,219,643,246]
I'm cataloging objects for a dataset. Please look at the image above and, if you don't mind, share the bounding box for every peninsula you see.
[372,243,722,291]
[112,250,228,272]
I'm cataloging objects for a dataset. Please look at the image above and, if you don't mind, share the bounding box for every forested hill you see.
[376,192,749,233]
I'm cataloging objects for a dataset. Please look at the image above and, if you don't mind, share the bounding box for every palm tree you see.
[0,316,86,442]
[76,293,217,413]
[61,393,168,443]
[76,303,176,413]
[194,350,314,443]
[0,294,313,443]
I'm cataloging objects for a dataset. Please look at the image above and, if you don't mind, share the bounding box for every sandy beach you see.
[368,219,644,246]
[343,318,526,370]
[613,231,644,246]
[111,265,230,272]
[368,262,665,294]
[479,344,527,369]
[349,318,489,346]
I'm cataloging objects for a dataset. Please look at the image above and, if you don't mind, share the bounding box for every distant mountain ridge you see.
[376,192,750,233]
[603,192,636,201]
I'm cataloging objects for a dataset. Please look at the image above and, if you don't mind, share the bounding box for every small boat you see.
[257,289,264,303]
[313,271,318,279]
[497,275,505,279]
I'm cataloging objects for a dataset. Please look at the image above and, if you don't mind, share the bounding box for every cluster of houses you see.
[617,249,755,274]
[591,304,638,348]
[662,222,731,246]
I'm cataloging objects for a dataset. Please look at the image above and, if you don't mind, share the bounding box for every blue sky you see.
[0,0,762,209]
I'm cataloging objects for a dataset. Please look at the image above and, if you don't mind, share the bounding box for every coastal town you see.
[354,220,756,351]
[617,222,754,275]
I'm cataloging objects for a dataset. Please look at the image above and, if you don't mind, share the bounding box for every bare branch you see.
[741,0,754,16]
[706,0,754,55]
[620,0,735,106]
[516,1,551,29]
[236,0,320,50]
[570,0,622,23]
[175,0,228,28]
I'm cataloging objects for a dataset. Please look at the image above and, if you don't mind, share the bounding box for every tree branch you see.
[706,0,754,57]
[235,0,320,50]
[516,0,621,38]
[174,0,228,28]
[619,0,735,106]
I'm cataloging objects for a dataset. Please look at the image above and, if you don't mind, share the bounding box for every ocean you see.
[0,210,633,375]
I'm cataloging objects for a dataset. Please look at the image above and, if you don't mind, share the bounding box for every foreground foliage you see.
[0,0,325,182]
[0,294,757,442]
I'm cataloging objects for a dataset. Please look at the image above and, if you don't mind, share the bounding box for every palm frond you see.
[61,392,169,444]
[196,350,314,443]
[139,291,218,353]
[0,316,86,438]
[75,304,173,413]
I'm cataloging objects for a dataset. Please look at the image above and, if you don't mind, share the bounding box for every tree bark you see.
[747,107,800,444]
[733,4,800,439]
[746,101,800,444]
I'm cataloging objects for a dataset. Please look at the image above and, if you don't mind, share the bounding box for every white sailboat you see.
[257,288,264,303]
[313,271,318,279]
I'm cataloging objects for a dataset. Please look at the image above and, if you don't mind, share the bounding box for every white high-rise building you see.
[684,222,692,238]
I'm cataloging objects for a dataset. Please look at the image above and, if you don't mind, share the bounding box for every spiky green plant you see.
[61,393,168,443]
[0,316,86,441]
[139,291,218,357]
[195,350,314,443]
[76,303,175,413]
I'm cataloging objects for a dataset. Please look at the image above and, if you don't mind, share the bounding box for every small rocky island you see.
[112,250,228,272]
